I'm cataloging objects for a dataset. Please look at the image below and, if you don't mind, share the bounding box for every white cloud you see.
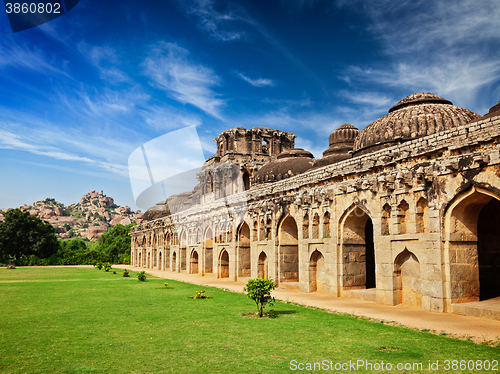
[0,128,129,177]
[340,90,392,109]
[60,86,150,119]
[180,0,322,85]
[262,97,312,107]
[142,42,225,119]
[139,105,203,132]
[77,42,129,84]
[237,72,275,87]
[338,0,500,110]
[0,37,69,76]
[181,0,244,41]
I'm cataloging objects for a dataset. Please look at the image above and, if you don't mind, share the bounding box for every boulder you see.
[87,226,108,241]
[120,217,131,226]
[110,216,124,227]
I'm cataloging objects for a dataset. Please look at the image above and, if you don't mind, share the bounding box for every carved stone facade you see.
[131,93,500,318]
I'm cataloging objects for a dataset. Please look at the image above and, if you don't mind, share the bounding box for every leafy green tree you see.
[243,278,276,317]
[94,223,135,263]
[58,238,88,258]
[0,209,59,260]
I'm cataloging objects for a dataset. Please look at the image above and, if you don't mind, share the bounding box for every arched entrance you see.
[477,199,500,300]
[310,250,326,292]
[341,206,376,290]
[242,170,250,191]
[180,231,187,271]
[446,188,500,302]
[190,250,199,274]
[365,218,375,289]
[219,249,229,278]
[394,249,422,307]
[172,251,177,272]
[158,252,162,271]
[238,222,251,277]
[279,215,299,282]
[204,228,214,274]
[164,233,170,270]
[258,251,268,279]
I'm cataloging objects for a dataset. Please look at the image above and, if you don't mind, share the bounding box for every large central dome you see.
[353,93,481,155]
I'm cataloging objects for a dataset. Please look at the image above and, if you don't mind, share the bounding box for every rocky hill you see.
[0,190,143,241]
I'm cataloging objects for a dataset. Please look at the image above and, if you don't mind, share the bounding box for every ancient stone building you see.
[130,93,500,319]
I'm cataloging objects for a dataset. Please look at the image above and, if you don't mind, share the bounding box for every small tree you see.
[137,271,147,282]
[244,278,276,317]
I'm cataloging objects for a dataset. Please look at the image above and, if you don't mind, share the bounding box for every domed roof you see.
[353,93,481,155]
[327,124,360,149]
[314,124,359,168]
[388,92,452,112]
[253,148,314,185]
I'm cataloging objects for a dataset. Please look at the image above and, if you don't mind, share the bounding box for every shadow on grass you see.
[274,310,297,315]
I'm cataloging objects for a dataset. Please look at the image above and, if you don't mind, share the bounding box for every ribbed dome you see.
[324,124,359,157]
[314,124,360,168]
[353,93,481,155]
[253,148,314,185]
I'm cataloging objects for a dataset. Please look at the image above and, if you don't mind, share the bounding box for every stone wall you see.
[131,114,500,314]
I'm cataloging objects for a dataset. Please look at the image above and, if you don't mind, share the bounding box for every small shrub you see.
[192,290,210,299]
[138,271,147,282]
[96,262,103,270]
[164,282,169,288]
[123,270,130,277]
[104,262,112,272]
[244,278,276,317]
[113,271,116,274]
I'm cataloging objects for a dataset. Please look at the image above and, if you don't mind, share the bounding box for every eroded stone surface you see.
[131,94,500,318]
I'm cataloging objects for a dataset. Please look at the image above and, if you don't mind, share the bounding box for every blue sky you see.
[1,0,499,211]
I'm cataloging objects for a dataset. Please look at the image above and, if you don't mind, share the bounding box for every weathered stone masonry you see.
[131,93,500,317]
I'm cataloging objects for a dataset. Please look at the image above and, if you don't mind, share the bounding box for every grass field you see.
[0,267,498,373]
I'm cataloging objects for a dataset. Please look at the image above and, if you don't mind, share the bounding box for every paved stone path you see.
[114,265,500,344]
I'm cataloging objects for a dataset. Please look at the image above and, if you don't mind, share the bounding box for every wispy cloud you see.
[77,42,129,84]
[142,42,225,119]
[180,0,322,85]
[340,90,393,110]
[181,0,244,41]
[0,128,129,176]
[237,72,275,87]
[76,86,150,117]
[338,0,500,110]
[0,37,69,76]
[139,105,203,132]
[262,97,312,107]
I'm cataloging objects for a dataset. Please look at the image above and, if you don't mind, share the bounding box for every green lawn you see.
[0,267,498,373]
